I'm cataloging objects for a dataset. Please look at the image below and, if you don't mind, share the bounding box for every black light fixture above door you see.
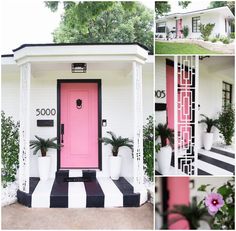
[71,63,87,73]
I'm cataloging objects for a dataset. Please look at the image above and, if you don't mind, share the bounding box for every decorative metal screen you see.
[174,56,198,175]
[132,61,144,191]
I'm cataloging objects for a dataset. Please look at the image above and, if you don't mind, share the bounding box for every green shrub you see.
[1,111,19,187]
[211,37,218,43]
[230,32,235,39]
[143,116,154,181]
[182,25,189,38]
[222,37,231,44]
[200,23,215,41]
[217,105,235,145]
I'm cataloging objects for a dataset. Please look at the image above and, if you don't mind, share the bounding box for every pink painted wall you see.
[167,177,190,229]
[166,65,174,130]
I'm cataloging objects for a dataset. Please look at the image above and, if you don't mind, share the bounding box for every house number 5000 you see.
[36,108,56,116]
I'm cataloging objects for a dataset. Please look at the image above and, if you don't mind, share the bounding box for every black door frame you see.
[57,79,102,170]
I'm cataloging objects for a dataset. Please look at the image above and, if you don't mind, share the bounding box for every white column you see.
[132,61,144,192]
[19,63,31,193]
[194,55,199,176]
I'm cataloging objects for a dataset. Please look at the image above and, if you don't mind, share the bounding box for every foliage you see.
[1,111,19,187]
[200,23,215,41]
[178,1,192,9]
[211,37,218,43]
[219,36,231,44]
[155,41,221,54]
[101,131,133,157]
[217,105,235,145]
[45,1,154,53]
[199,114,218,133]
[197,178,235,230]
[143,116,154,181]
[169,199,211,229]
[209,1,235,15]
[156,123,174,148]
[230,32,235,39]
[155,1,171,18]
[30,136,60,157]
[182,25,189,38]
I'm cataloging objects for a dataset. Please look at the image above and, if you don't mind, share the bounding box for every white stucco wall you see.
[184,12,227,39]
[155,56,168,125]
[1,60,153,178]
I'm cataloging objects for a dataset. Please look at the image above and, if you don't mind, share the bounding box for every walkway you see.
[1,202,153,229]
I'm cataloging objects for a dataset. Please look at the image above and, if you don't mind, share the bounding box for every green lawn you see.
[155,41,222,54]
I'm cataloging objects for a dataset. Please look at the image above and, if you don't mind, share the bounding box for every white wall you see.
[182,12,227,39]
[155,56,168,125]
[1,61,153,178]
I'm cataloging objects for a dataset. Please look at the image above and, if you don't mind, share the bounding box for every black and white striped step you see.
[198,147,235,175]
[19,176,140,208]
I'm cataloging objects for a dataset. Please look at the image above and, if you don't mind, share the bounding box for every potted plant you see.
[217,105,235,147]
[101,131,133,180]
[30,136,60,181]
[156,123,174,175]
[199,114,218,151]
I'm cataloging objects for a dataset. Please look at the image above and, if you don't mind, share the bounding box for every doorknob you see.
[61,124,64,143]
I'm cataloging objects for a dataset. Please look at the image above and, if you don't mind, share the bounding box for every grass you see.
[155,41,222,54]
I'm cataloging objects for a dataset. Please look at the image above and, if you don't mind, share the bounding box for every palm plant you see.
[169,199,212,230]
[101,131,133,156]
[199,114,218,133]
[30,136,60,157]
[156,123,174,148]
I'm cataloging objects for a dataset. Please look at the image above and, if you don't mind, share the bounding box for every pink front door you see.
[60,81,99,168]
[176,19,183,38]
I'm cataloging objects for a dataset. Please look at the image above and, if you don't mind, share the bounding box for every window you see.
[225,19,227,33]
[192,16,200,32]
[157,22,166,33]
[222,81,232,108]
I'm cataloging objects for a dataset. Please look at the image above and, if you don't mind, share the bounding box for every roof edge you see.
[12,42,151,53]
[1,54,14,58]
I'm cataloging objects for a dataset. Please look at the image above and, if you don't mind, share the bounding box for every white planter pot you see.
[156,146,172,175]
[38,156,51,181]
[109,156,122,180]
[203,133,213,151]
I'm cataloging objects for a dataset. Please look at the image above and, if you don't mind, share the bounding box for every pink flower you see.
[205,192,224,216]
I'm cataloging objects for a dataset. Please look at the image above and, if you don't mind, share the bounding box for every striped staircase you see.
[198,147,235,175]
[17,170,141,208]
[155,147,235,176]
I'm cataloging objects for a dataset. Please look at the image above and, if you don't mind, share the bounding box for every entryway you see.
[57,80,102,169]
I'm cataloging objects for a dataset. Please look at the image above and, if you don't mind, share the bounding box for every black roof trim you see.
[12,42,150,53]
[1,54,14,58]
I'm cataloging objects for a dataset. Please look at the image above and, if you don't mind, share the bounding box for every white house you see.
[1,43,154,208]
[156,6,234,39]
[155,55,235,176]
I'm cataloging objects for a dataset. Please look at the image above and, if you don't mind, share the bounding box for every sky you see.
[1,0,214,54]
[1,0,154,54]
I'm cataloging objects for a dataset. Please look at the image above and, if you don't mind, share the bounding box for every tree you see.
[155,1,171,18]
[178,1,192,9]
[45,1,153,52]
[209,1,235,15]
